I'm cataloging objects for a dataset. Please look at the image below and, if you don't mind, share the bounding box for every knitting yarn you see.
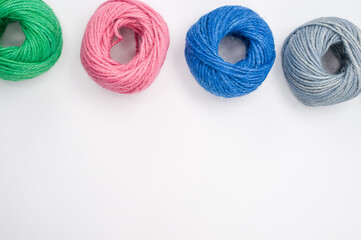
[0,0,62,81]
[282,17,361,106]
[185,6,276,98]
[81,0,170,94]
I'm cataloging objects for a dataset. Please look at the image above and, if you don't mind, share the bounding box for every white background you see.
[1,0,361,239]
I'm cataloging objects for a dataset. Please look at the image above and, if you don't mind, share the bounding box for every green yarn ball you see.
[0,0,63,81]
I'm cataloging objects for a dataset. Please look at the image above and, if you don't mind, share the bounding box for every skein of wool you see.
[0,0,63,81]
[185,6,276,98]
[81,0,170,94]
[282,17,361,106]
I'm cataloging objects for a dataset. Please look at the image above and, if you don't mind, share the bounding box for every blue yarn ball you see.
[185,6,276,98]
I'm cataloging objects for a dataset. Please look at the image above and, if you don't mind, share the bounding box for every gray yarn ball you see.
[282,17,361,106]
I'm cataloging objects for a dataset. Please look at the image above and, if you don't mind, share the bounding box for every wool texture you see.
[81,0,170,94]
[0,0,63,81]
[185,6,276,98]
[282,17,361,106]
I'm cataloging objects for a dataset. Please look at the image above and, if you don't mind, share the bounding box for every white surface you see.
[0,0,361,239]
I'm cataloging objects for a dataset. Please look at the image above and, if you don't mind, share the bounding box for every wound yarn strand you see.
[81,0,170,94]
[282,17,361,106]
[185,6,276,98]
[0,0,63,81]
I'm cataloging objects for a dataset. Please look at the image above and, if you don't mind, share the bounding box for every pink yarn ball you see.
[81,0,170,94]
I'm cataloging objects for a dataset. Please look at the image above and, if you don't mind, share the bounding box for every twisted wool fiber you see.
[185,6,276,98]
[0,0,63,81]
[282,17,361,106]
[81,0,170,94]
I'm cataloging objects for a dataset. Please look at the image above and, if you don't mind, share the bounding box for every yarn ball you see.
[282,17,361,106]
[185,6,276,98]
[0,0,63,81]
[81,0,170,94]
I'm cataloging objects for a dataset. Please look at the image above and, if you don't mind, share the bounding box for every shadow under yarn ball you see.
[282,17,361,107]
[0,22,25,48]
[185,5,276,98]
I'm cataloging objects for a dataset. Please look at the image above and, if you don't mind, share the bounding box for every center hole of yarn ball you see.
[218,35,247,64]
[110,27,138,64]
[321,42,347,74]
[0,22,25,47]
